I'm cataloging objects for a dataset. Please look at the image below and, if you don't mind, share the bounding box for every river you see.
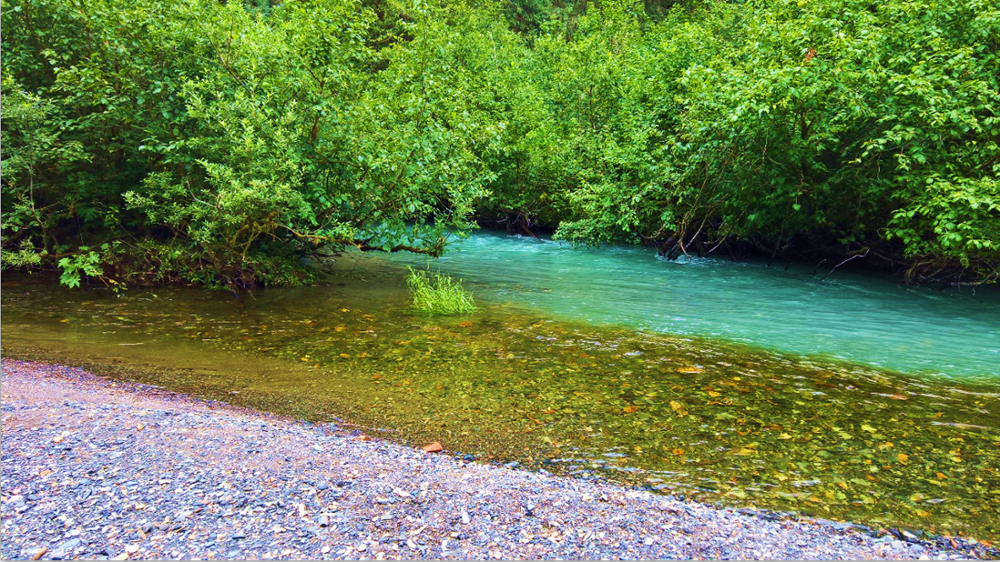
[384,232,1000,380]
[2,231,998,540]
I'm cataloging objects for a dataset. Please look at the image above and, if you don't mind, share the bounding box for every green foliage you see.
[0,238,43,268]
[406,266,477,315]
[1,0,499,288]
[0,74,88,257]
[887,176,1000,282]
[2,0,997,286]
[659,0,1000,282]
[56,247,103,288]
[526,0,999,284]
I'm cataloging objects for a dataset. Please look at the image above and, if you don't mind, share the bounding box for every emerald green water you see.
[2,232,998,540]
[384,232,1000,381]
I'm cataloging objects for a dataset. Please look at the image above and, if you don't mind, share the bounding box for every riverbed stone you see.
[2,358,992,561]
[421,442,443,453]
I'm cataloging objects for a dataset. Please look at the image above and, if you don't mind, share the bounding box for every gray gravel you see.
[1,359,990,560]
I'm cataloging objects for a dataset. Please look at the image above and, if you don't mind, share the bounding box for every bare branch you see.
[819,248,870,283]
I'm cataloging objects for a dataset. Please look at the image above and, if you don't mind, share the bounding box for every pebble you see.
[2,359,994,561]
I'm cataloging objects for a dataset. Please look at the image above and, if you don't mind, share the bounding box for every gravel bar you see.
[1,359,990,560]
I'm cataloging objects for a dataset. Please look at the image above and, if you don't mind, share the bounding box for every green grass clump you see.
[406,266,477,315]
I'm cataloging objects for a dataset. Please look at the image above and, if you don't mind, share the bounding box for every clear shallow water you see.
[2,232,999,540]
[384,232,1000,380]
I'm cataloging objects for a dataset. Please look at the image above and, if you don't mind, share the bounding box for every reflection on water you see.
[2,243,999,541]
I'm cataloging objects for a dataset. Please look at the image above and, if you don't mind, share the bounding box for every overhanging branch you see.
[283,227,445,257]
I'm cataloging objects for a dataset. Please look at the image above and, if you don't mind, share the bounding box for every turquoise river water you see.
[387,232,1000,380]
[2,231,998,540]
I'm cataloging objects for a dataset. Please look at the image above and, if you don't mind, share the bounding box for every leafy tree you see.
[2,0,996,287]
[0,75,87,267]
[543,0,999,284]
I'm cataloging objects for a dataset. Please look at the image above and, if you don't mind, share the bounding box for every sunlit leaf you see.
[669,401,688,416]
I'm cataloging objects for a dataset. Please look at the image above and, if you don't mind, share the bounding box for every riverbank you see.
[1,359,993,560]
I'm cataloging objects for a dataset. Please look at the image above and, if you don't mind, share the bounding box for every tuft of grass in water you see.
[406,266,476,315]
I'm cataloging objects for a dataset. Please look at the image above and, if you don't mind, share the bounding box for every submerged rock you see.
[421,442,443,453]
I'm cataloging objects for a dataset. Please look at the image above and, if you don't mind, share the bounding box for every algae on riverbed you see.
[2,262,999,542]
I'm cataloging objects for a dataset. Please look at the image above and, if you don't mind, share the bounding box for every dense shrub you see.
[2,0,996,287]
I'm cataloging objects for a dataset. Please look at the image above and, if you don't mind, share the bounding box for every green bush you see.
[2,0,996,287]
[406,266,477,315]
[0,0,502,289]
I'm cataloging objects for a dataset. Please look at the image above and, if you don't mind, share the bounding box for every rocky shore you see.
[1,359,992,560]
